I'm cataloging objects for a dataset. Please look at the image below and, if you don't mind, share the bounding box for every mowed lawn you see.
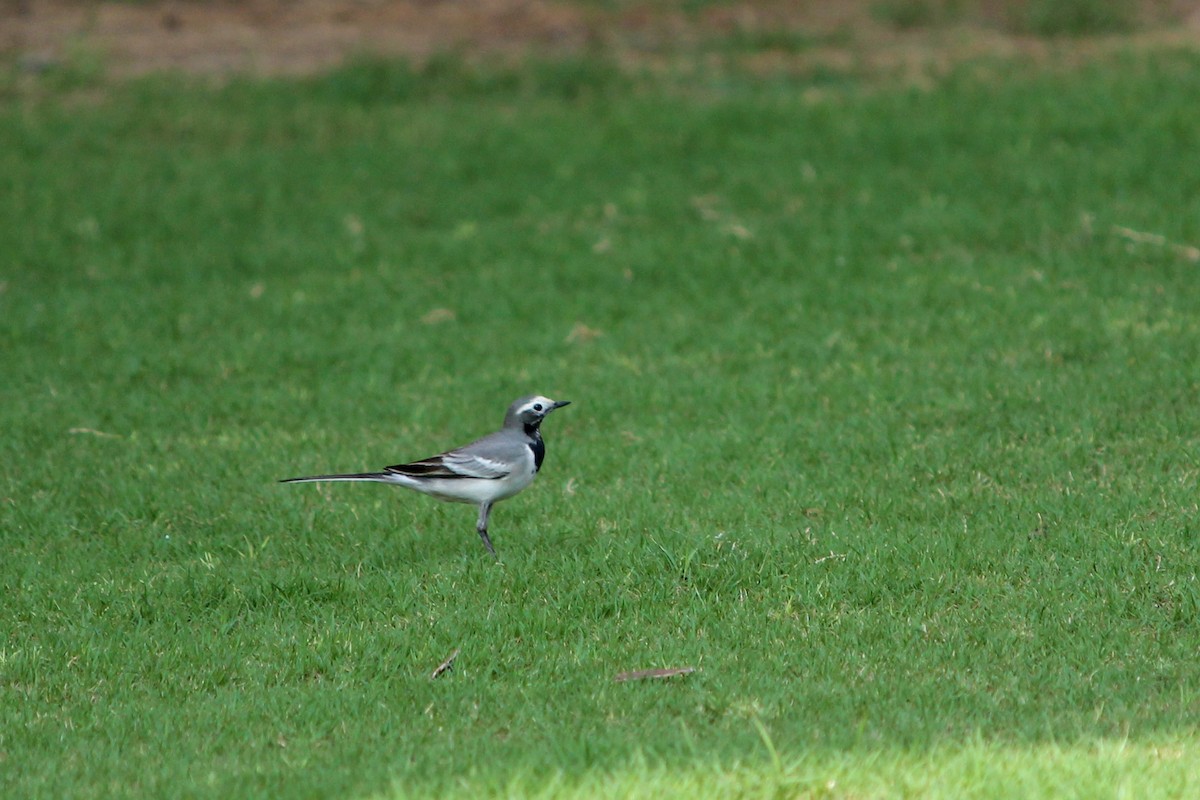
[3,48,1200,798]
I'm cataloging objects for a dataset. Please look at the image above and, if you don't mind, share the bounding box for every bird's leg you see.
[476,502,497,557]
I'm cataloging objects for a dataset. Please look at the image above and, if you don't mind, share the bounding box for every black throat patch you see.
[527,434,546,472]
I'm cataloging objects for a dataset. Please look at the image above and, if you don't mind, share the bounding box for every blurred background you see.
[5,0,1199,79]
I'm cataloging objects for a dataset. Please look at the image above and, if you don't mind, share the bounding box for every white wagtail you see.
[281,395,570,557]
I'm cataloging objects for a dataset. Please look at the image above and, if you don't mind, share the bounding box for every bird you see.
[280,395,571,557]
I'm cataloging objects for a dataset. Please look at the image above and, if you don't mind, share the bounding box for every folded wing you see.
[385,449,512,481]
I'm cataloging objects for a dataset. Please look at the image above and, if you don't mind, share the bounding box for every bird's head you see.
[505,395,571,432]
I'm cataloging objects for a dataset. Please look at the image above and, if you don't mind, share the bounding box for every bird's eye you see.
[533,403,544,412]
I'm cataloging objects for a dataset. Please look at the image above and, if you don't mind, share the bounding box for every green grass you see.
[3,48,1200,798]
[870,0,1139,34]
[871,0,967,30]
[1013,0,1138,36]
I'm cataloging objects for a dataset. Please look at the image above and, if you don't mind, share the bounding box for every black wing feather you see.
[384,458,463,479]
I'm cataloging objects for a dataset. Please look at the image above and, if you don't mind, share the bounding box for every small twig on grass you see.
[68,427,121,438]
[430,648,460,680]
[1113,225,1200,261]
[614,667,696,683]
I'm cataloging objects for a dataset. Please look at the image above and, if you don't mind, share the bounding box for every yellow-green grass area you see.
[389,736,1198,798]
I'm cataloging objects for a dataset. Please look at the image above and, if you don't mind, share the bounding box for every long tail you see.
[279,472,394,484]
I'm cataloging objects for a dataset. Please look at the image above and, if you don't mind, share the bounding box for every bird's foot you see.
[477,527,497,558]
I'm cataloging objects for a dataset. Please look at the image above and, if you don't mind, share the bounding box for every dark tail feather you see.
[279,472,392,484]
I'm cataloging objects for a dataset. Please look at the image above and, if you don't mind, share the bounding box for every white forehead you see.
[517,396,555,413]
